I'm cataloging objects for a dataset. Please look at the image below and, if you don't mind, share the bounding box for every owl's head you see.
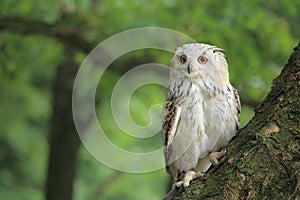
[170,43,229,85]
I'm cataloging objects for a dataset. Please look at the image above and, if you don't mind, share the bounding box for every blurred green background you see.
[0,0,299,199]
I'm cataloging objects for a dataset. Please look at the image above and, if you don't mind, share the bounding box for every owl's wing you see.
[162,101,181,148]
[162,97,181,171]
[233,87,241,129]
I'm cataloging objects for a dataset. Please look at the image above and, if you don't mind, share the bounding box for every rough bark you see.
[172,42,300,200]
[45,49,81,200]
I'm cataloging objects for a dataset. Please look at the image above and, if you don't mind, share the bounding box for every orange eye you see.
[179,55,187,63]
[198,56,208,64]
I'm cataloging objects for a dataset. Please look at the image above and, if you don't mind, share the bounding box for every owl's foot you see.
[174,170,204,188]
[209,148,227,165]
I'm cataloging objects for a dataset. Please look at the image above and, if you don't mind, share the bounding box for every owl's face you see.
[170,43,229,85]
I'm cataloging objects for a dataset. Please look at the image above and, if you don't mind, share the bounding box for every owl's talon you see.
[183,182,190,188]
[209,149,227,165]
[174,181,183,188]
[200,171,206,176]
[174,170,202,188]
[212,159,218,165]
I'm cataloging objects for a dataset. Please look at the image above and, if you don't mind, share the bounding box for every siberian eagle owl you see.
[162,43,241,187]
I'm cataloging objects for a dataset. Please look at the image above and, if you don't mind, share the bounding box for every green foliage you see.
[0,33,62,198]
[0,0,298,199]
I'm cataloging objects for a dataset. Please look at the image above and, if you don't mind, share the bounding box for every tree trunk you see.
[45,49,81,200]
[172,42,300,200]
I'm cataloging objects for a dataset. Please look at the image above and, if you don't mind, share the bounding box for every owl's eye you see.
[198,56,208,64]
[179,55,187,63]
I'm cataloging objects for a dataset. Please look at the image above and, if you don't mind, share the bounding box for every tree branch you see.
[240,94,260,109]
[0,17,93,53]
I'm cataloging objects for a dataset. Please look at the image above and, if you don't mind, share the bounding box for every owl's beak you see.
[187,63,192,74]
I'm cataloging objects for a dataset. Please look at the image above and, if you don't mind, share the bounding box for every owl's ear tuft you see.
[213,48,225,54]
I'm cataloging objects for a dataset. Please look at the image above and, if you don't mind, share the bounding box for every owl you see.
[162,43,241,188]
